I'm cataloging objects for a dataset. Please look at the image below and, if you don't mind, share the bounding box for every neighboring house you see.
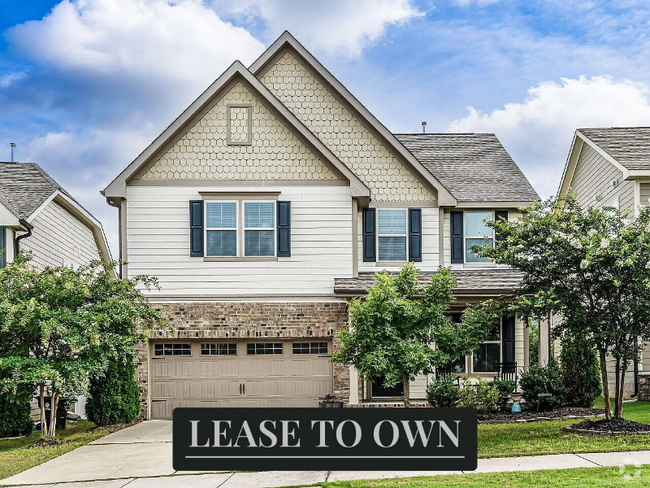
[103,31,539,419]
[0,161,112,418]
[558,127,650,398]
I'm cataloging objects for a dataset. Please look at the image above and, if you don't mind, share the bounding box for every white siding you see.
[21,200,100,269]
[571,145,634,213]
[127,185,353,296]
[357,207,439,273]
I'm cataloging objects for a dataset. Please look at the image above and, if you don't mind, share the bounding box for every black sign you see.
[173,408,477,471]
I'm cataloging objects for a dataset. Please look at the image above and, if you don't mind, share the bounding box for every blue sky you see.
[3,0,650,253]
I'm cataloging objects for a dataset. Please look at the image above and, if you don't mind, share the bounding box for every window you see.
[244,202,275,256]
[154,343,191,356]
[464,211,494,263]
[227,105,252,145]
[292,342,328,354]
[201,343,237,356]
[0,226,5,269]
[472,321,501,372]
[377,209,407,261]
[247,343,283,355]
[206,202,237,256]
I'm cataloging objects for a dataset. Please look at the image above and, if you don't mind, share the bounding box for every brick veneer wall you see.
[638,373,650,402]
[135,301,350,418]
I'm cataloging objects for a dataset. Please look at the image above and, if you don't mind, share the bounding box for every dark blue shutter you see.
[277,201,291,257]
[495,210,508,242]
[502,316,516,365]
[189,200,204,257]
[0,226,5,268]
[408,208,422,262]
[362,208,376,262]
[450,211,463,264]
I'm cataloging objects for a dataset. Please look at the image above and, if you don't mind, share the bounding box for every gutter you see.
[14,218,34,254]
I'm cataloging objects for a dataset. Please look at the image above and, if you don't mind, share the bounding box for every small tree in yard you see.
[332,264,495,405]
[476,196,650,419]
[0,256,163,440]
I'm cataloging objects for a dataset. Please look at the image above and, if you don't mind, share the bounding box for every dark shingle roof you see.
[394,133,539,203]
[334,269,524,295]
[0,163,71,219]
[578,127,650,170]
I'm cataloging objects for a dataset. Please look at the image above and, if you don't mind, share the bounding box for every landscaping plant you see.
[0,257,164,440]
[519,357,566,411]
[560,333,602,408]
[476,196,650,419]
[426,375,460,408]
[333,264,495,405]
[0,380,33,438]
[491,378,516,411]
[458,377,501,414]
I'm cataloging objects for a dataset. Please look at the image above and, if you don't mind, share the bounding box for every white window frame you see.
[243,200,276,257]
[464,210,495,264]
[376,208,408,262]
[471,320,502,374]
[205,200,239,257]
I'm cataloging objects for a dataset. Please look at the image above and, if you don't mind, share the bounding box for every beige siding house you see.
[558,127,650,398]
[103,32,539,419]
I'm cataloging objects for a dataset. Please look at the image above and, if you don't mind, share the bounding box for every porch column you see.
[349,366,359,404]
[538,316,551,366]
[523,320,530,372]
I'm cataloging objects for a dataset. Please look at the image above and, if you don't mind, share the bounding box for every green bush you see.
[458,377,500,414]
[491,379,516,411]
[0,382,34,437]
[86,355,140,426]
[426,376,460,408]
[520,357,566,411]
[560,334,602,407]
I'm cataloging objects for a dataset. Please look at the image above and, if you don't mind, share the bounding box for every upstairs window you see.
[206,202,237,257]
[244,202,275,256]
[377,209,407,261]
[464,211,493,263]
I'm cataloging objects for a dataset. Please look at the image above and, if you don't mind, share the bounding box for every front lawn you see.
[324,465,650,488]
[477,399,650,458]
[0,420,128,480]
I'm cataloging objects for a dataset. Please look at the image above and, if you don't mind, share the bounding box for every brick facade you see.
[638,373,650,402]
[135,301,350,418]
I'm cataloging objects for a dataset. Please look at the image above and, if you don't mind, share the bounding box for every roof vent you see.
[594,194,601,202]
[610,179,618,188]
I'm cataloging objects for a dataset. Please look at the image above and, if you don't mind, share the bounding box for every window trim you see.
[463,210,496,264]
[376,208,408,262]
[243,200,276,257]
[204,200,239,257]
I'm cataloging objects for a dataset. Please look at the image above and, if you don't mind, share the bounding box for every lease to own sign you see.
[173,408,477,471]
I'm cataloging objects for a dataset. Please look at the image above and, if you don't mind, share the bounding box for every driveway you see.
[2,421,650,488]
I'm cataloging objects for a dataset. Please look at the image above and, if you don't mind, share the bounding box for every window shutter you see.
[408,208,422,262]
[189,200,204,257]
[495,210,508,242]
[0,226,5,268]
[502,316,516,365]
[362,208,376,262]
[450,211,463,264]
[277,201,291,257]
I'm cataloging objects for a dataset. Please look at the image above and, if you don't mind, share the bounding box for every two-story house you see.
[103,32,539,419]
[558,127,650,398]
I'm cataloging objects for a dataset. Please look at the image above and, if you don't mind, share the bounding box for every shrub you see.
[458,377,500,414]
[0,381,34,437]
[560,334,602,407]
[520,357,566,411]
[86,355,140,426]
[491,379,516,411]
[426,376,460,408]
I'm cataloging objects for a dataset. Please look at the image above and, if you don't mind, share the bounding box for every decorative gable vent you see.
[227,104,252,145]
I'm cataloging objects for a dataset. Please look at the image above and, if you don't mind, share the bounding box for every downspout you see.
[14,218,33,254]
[106,198,122,278]
[632,360,639,398]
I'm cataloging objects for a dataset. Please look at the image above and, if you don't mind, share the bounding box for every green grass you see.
[0,420,128,480]
[323,465,650,487]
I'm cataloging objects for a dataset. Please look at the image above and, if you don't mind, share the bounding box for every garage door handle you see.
[239,384,243,394]
[243,384,246,394]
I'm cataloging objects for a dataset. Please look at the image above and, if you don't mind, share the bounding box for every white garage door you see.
[150,340,333,419]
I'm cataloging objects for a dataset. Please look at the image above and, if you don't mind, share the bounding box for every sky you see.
[3,0,650,254]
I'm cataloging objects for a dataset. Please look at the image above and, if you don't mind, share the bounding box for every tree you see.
[0,256,164,439]
[476,196,650,419]
[332,264,495,405]
[560,332,602,408]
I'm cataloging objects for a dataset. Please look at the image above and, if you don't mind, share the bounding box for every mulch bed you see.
[25,438,59,448]
[565,417,650,435]
[478,407,605,424]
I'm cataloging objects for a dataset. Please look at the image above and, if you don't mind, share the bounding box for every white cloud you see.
[211,0,422,57]
[0,71,27,88]
[449,76,650,198]
[451,0,505,6]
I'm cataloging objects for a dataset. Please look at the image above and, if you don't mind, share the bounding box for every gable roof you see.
[395,133,539,204]
[0,162,111,262]
[103,60,370,200]
[577,127,650,171]
[250,31,457,206]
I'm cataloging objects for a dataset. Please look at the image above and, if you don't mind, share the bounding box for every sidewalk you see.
[3,450,650,488]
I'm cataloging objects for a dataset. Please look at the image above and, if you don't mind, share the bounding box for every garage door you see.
[150,340,333,419]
